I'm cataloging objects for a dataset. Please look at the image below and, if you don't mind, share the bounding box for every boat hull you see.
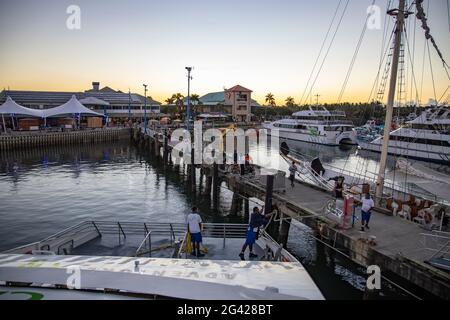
[358,141,450,164]
[263,126,357,146]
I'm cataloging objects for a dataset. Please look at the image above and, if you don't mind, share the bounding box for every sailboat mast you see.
[375,0,406,204]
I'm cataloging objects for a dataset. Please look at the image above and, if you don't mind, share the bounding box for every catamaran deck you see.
[0,253,324,300]
[0,221,324,300]
[70,235,263,261]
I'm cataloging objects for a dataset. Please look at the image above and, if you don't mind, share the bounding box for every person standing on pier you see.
[334,177,344,199]
[289,161,297,188]
[239,206,273,260]
[187,207,205,257]
[360,193,374,231]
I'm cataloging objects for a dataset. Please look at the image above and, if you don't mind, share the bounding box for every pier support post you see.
[264,174,274,215]
[190,148,196,191]
[154,135,160,157]
[205,175,212,196]
[199,168,204,191]
[203,166,212,196]
[230,188,243,216]
[163,129,169,164]
[244,196,250,220]
[264,174,275,234]
[213,162,219,209]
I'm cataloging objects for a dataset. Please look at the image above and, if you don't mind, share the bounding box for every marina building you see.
[195,85,260,122]
[0,82,162,120]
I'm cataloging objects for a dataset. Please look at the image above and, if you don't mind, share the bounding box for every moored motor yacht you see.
[263,106,357,146]
[358,106,450,164]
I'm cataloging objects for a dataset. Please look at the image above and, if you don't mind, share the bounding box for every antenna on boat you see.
[375,0,407,204]
[315,94,320,108]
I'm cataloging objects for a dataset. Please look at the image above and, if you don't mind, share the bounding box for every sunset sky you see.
[0,0,449,105]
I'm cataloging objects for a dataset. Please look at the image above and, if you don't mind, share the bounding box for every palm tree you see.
[285,96,295,107]
[165,97,175,105]
[190,94,201,114]
[172,93,184,114]
[265,93,276,107]
[190,94,200,104]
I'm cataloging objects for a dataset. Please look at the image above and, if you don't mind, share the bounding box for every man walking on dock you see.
[239,206,273,260]
[360,194,374,232]
[187,207,205,257]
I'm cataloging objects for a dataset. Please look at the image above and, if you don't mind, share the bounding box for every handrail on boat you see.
[4,221,251,255]
[57,239,74,255]
[92,221,101,237]
[39,221,88,243]
[118,222,126,239]
[177,231,188,258]
[135,231,153,257]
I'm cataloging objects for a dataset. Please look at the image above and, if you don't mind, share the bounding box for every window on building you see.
[237,94,248,102]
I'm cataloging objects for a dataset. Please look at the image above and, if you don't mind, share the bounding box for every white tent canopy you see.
[79,97,110,106]
[0,96,43,117]
[43,95,104,118]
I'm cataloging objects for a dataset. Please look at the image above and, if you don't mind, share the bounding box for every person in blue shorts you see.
[187,207,204,257]
[239,206,273,260]
[360,193,374,231]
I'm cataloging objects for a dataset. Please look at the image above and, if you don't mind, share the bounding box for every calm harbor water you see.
[0,139,435,299]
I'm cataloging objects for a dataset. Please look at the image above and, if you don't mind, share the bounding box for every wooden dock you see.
[133,126,450,299]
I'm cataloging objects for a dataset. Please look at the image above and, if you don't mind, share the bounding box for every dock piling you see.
[213,162,219,209]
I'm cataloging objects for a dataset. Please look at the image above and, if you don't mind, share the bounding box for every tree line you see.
[159,92,420,126]
[254,102,418,126]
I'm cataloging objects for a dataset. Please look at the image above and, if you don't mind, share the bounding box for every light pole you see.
[143,84,148,132]
[128,88,131,120]
[185,67,192,130]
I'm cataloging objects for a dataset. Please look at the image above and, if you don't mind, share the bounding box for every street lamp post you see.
[128,89,131,120]
[185,67,192,131]
[143,84,148,133]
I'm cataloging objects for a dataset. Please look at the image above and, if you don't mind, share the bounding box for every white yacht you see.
[0,221,324,300]
[263,106,357,146]
[359,106,450,164]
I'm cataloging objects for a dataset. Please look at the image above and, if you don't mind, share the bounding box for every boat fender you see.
[425,211,433,224]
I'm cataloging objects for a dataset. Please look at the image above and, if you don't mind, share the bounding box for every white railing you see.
[135,231,153,257]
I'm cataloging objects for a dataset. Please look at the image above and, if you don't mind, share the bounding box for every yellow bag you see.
[184,232,208,254]
[185,232,193,253]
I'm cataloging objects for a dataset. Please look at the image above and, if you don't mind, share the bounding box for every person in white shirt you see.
[360,193,374,231]
[187,207,204,257]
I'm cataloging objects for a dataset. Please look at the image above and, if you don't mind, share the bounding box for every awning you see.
[0,96,43,117]
[43,95,104,118]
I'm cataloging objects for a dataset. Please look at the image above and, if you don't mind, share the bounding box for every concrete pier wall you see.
[0,128,131,151]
